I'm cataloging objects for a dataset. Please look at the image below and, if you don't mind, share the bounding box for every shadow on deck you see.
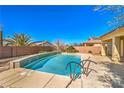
[98,63,124,88]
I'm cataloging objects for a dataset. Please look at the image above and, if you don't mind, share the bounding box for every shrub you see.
[65,46,79,53]
[88,51,92,54]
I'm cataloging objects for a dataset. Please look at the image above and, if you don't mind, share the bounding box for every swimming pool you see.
[22,54,81,76]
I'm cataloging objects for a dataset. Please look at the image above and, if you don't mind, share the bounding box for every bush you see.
[88,51,92,54]
[65,46,79,53]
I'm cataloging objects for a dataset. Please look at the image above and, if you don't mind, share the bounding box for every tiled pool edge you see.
[10,51,60,69]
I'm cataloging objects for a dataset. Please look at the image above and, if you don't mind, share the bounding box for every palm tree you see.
[6,33,32,46]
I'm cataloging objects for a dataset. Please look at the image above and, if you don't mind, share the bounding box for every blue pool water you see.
[23,54,81,76]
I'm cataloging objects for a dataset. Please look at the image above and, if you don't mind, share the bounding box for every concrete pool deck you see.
[0,68,81,88]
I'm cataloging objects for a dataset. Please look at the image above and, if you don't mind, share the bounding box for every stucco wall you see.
[73,46,101,55]
[0,46,56,59]
[93,44,101,46]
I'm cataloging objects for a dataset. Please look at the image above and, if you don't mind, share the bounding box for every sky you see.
[0,5,118,44]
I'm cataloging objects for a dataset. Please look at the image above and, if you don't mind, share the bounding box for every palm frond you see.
[6,33,32,46]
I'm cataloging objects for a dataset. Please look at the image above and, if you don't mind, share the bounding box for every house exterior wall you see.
[100,27,124,62]
[120,36,124,57]
[107,42,112,56]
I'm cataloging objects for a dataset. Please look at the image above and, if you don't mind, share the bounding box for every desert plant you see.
[65,46,79,53]
[6,33,32,46]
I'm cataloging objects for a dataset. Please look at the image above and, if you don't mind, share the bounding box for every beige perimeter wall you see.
[0,46,56,59]
[74,46,101,55]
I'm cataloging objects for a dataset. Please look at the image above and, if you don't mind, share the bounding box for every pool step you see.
[31,55,57,69]
[24,57,46,68]
[24,55,57,69]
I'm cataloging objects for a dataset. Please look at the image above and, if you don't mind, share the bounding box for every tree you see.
[6,33,32,46]
[93,5,124,26]
[54,39,65,51]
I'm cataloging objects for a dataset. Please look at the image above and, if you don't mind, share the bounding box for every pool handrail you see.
[81,59,97,77]
[66,61,84,81]
[65,61,84,88]
[66,57,97,88]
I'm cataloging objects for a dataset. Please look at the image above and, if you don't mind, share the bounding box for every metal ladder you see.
[66,57,97,88]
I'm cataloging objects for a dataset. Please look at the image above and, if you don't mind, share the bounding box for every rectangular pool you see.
[22,54,81,76]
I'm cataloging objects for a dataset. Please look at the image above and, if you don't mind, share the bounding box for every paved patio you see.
[0,68,81,88]
[0,53,124,88]
[79,53,124,88]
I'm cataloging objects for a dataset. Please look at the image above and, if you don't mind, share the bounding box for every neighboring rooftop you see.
[84,37,102,44]
[30,41,55,47]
